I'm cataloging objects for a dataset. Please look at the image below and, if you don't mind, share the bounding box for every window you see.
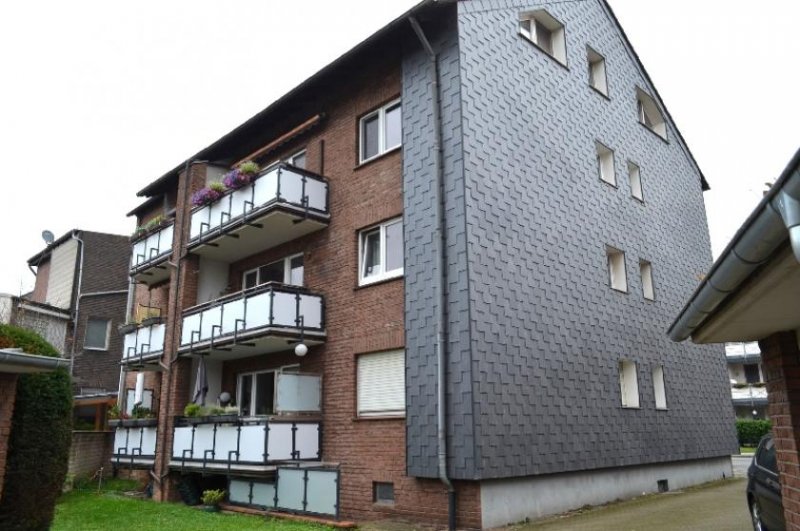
[744,364,761,384]
[373,482,395,504]
[640,260,655,300]
[628,162,644,201]
[125,388,154,416]
[606,246,627,292]
[756,437,778,475]
[636,88,666,138]
[587,47,608,95]
[85,318,110,350]
[237,370,276,416]
[288,149,306,169]
[243,254,304,289]
[596,142,615,185]
[652,366,667,409]
[359,100,402,163]
[519,10,567,65]
[357,350,405,417]
[619,359,640,408]
[359,218,403,285]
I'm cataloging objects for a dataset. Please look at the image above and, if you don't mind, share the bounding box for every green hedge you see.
[736,418,772,447]
[0,324,72,531]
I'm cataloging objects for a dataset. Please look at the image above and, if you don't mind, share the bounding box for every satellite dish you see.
[42,230,54,244]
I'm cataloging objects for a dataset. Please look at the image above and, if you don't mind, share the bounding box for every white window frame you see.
[640,260,655,301]
[628,161,644,201]
[358,218,404,286]
[288,149,306,169]
[606,246,627,292]
[636,88,667,139]
[587,46,608,96]
[519,10,567,65]
[242,253,304,289]
[85,317,111,351]
[237,369,276,417]
[653,365,667,410]
[619,359,640,408]
[359,99,402,164]
[596,141,616,186]
[357,349,406,417]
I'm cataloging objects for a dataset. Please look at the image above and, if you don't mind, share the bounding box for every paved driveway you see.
[502,478,750,531]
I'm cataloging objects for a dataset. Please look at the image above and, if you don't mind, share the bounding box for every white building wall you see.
[45,238,78,309]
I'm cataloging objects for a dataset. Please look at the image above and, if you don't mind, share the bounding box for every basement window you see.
[606,246,627,292]
[640,260,655,300]
[587,47,608,95]
[628,162,644,201]
[373,482,395,504]
[636,88,667,139]
[596,142,616,186]
[619,359,640,408]
[653,365,667,410]
[519,10,567,65]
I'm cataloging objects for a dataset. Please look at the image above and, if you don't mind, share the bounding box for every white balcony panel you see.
[295,424,320,459]
[199,305,222,341]
[182,313,201,346]
[132,240,146,267]
[246,292,272,329]
[122,323,166,363]
[272,291,298,327]
[114,427,128,452]
[300,295,323,329]
[268,423,294,461]
[240,425,267,462]
[190,209,209,240]
[193,425,216,457]
[141,427,158,455]
[221,298,246,336]
[253,171,279,207]
[132,224,173,268]
[123,332,137,360]
[306,179,327,211]
[209,196,230,231]
[159,224,174,255]
[229,187,252,220]
[149,324,165,353]
[280,169,304,204]
[136,326,150,351]
[215,425,240,462]
[172,426,194,459]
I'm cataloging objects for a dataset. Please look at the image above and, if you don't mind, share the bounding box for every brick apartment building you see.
[114,0,737,528]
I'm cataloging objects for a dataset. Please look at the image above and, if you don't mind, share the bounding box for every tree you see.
[0,324,72,531]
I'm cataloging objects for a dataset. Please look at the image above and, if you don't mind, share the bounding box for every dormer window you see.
[636,89,666,139]
[519,11,567,65]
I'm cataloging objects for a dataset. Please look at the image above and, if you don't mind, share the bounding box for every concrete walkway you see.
[502,478,750,531]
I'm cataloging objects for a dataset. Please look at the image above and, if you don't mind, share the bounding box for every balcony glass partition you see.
[131,223,173,270]
[122,322,165,364]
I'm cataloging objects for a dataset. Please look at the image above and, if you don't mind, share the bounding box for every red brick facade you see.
[761,332,800,530]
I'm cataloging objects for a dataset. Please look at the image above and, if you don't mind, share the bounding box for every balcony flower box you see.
[141,316,164,327]
[118,322,139,335]
[178,414,240,426]
[109,418,158,428]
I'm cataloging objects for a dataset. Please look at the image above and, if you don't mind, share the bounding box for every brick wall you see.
[68,431,113,479]
[760,332,800,530]
[73,295,128,393]
[0,373,18,501]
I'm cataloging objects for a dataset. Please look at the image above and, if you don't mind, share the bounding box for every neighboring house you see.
[115,1,736,528]
[670,147,800,528]
[24,229,131,477]
[726,342,768,419]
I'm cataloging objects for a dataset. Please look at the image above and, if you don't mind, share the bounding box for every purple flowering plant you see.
[191,184,224,207]
[222,161,260,190]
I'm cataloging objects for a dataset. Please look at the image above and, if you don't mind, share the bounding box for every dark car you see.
[747,435,784,531]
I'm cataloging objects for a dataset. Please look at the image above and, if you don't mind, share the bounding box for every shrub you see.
[0,324,72,531]
[201,489,226,506]
[736,418,772,446]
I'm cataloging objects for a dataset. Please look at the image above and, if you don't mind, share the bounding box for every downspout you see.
[410,16,456,531]
[70,232,86,382]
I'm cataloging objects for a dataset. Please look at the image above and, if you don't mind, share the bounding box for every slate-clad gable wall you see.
[403,9,477,479]
[456,0,737,479]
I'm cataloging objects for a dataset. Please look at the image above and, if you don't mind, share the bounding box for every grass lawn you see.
[740,446,756,454]
[53,479,330,531]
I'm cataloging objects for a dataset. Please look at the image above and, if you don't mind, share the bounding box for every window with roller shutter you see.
[357,350,405,417]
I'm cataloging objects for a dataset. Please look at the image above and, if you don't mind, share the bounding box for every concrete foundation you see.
[480,456,733,528]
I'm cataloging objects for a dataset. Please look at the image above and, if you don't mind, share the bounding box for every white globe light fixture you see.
[294,343,308,357]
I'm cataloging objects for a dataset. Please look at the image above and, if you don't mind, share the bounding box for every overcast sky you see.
[0,0,798,296]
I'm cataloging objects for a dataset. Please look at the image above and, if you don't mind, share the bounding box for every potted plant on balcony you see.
[201,489,226,512]
[118,320,139,335]
[191,182,226,207]
[107,404,129,428]
[131,215,166,242]
[222,161,260,190]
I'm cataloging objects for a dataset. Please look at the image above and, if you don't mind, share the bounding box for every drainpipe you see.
[70,232,86,381]
[410,16,456,531]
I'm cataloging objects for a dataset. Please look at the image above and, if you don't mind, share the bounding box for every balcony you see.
[130,222,174,285]
[188,164,329,262]
[178,283,325,359]
[112,420,158,469]
[170,417,321,475]
[731,384,768,406]
[121,320,166,367]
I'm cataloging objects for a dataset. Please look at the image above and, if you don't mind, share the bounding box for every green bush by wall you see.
[0,324,72,531]
[736,418,772,447]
